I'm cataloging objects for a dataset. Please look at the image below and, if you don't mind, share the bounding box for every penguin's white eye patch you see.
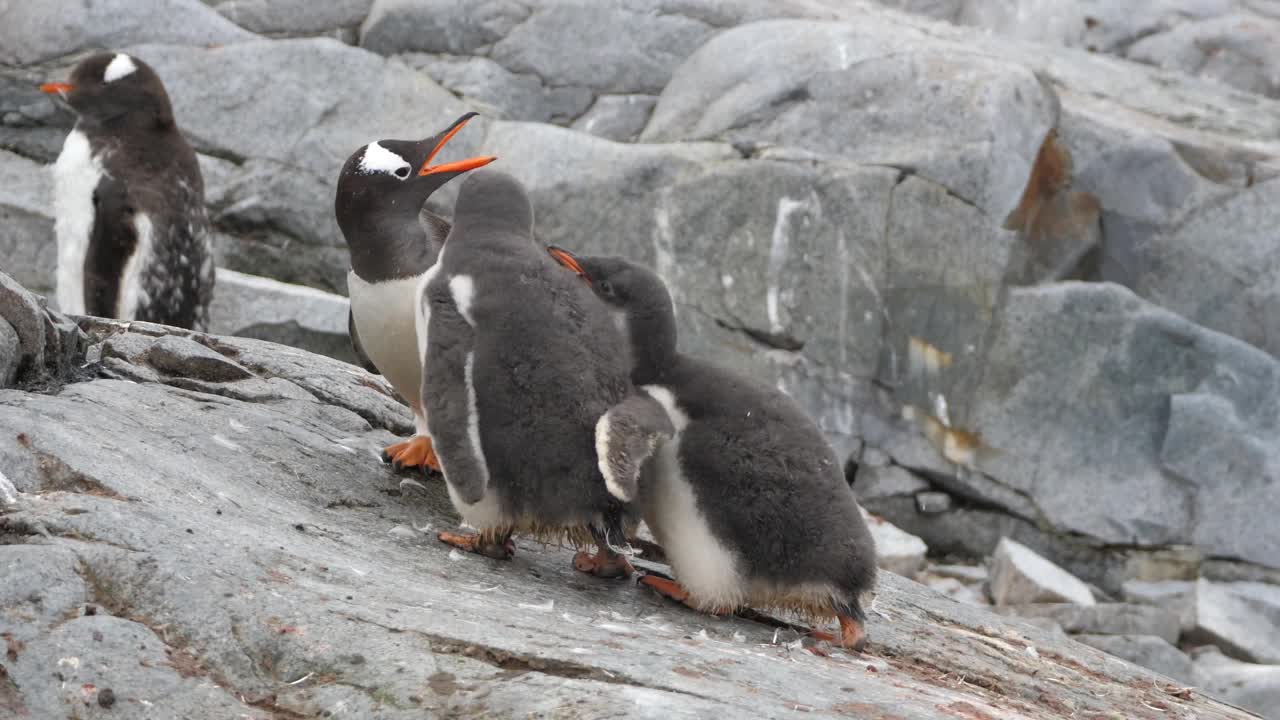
[360,141,413,179]
[103,54,137,83]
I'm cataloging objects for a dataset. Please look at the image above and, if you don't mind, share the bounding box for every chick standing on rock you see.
[42,52,214,330]
[547,248,879,650]
[335,112,495,472]
[419,169,672,576]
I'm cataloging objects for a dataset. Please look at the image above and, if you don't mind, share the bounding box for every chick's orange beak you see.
[546,246,590,284]
[418,112,497,176]
[40,82,74,95]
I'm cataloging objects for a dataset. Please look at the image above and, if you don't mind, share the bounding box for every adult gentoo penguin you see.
[419,169,672,576]
[547,248,879,650]
[335,112,495,471]
[41,52,214,329]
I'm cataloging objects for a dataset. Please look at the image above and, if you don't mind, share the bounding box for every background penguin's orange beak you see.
[546,246,590,284]
[418,112,497,176]
[40,82,74,95]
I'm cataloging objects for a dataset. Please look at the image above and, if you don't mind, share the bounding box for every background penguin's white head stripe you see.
[104,54,138,83]
[359,142,411,177]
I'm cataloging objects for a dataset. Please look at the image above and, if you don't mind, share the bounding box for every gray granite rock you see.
[879,0,1280,101]
[572,94,658,141]
[1193,647,1280,720]
[207,268,353,364]
[1128,13,1280,99]
[145,335,254,382]
[853,464,932,501]
[0,150,55,300]
[359,0,846,93]
[1122,580,1196,633]
[0,0,256,65]
[964,284,1280,571]
[402,53,594,124]
[1075,634,1195,684]
[1184,579,1280,664]
[0,272,47,383]
[989,538,1096,606]
[0,321,1260,719]
[215,0,374,36]
[0,320,17,388]
[644,19,1058,220]
[646,8,1280,366]
[862,508,928,578]
[992,604,1181,643]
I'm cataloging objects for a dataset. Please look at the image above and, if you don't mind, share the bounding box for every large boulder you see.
[988,537,1096,606]
[1193,647,1280,720]
[645,13,1280,361]
[0,319,1261,719]
[1183,579,1280,665]
[0,150,54,299]
[206,268,354,364]
[214,0,375,37]
[0,0,256,65]
[0,271,87,390]
[358,0,850,129]
[960,284,1280,573]
[1075,634,1195,684]
[876,0,1280,100]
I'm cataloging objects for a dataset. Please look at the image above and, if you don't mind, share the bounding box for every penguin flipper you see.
[83,175,137,319]
[347,308,381,374]
[595,393,674,503]
[420,275,489,504]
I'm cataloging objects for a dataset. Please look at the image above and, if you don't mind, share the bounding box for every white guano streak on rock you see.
[0,469,19,505]
[651,188,676,291]
[767,196,806,333]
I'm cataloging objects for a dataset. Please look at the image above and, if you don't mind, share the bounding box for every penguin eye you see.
[598,280,614,296]
[394,166,411,180]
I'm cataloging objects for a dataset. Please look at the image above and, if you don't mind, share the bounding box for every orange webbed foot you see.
[382,436,441,472]
[438,530,514,560]
[637,573,732,616]
[837,614,868,653]
[572,547,634,579]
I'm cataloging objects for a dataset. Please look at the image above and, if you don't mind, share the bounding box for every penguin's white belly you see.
[348,271,426,417]
[641,386,744,610]
[51,129,102,315]
[445,480,505,530]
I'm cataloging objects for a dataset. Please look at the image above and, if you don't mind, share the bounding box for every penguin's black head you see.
[41,52,175,129]
[335,112,496,245]
[545,248,671,313]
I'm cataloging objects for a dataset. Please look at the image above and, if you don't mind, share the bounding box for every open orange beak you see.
[418,112,497,176]
[40,82,74,95]
[546,246,590,284]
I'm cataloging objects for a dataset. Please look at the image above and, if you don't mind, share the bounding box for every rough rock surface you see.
[0,0,257,65]
[0,318,1259,720]
[1074,634,1195,684]
[991,604,1181,644]
[1193,647,1280,720]
[0,272,87,392]
[0,150,55,299]
[862,509,928,579]
[207,269,354,365]
[1184,578,1280,665]
[989,538,1096,606]
[877,0,1280,100]
[4,0,1280,691]
[214,0,374,37]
